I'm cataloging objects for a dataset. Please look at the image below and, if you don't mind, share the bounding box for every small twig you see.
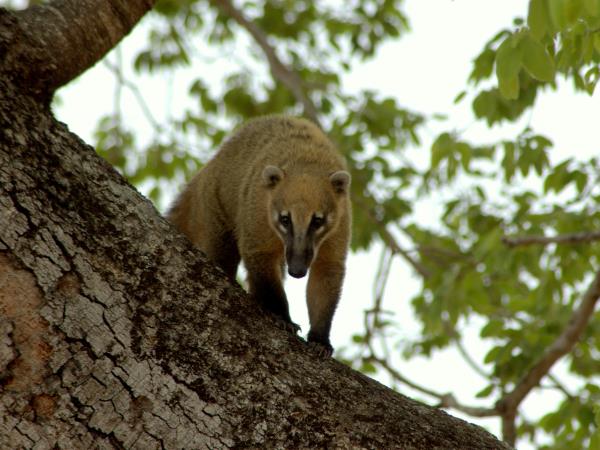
[379,224,431,278]
[103,60,163,132]
[455,336,490,379]
[502,230,600,248]
[547,373,573,398]
[212,0,321,125]
[113,46,123,122]
[440,319,490,379]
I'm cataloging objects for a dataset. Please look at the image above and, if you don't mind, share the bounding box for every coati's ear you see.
[330,170,351,194]
[262,165,284,187]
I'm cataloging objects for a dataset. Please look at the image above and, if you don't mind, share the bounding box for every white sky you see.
[55,0,600,447]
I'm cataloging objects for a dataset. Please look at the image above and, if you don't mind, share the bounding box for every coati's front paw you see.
[307,341,334,358]
[307,332,333,358]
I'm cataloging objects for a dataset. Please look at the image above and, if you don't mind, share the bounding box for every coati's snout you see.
[285,232,314,278]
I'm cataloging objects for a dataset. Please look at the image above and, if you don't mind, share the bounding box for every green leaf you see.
[565,0,584,23]
[549,0,568,29]
[481,319,504,337]
[484,346,503,364]
[584,0,600,16]
[360,360,377,374]
[470,48,496,82]
[454,90,467,104]
[496,35,522,99]
[351,334,366,344]
[592,404,600,450]
[431,133,453,169]
[475,384,495,399]
[521,33,555,82]
[528,0,549,39]
[584,66,600,94]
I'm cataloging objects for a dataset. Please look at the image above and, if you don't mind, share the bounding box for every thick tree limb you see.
[0,0,155,101]
[502,230,600,247]
[211,0,320,125]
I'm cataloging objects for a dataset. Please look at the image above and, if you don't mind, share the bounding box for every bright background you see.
[55,0,600,445]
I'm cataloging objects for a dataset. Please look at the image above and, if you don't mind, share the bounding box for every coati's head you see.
[262,165,351,278]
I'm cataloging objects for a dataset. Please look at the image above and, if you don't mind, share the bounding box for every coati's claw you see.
[307,340,334,358]
[272,315,301,335]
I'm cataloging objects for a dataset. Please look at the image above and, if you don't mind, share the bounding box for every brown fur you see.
[167,116,351,356]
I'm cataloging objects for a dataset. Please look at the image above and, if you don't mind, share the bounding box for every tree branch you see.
[354,198,431,278]
[451,328,490,379]
[496,268,600,419]
[368,355,498,418]
[502,230,600,248]
[211,0,321,125]
[104,59,162,131]
[1,0,155,100]
[379,223,431,278]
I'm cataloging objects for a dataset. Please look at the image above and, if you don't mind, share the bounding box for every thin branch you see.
[354,198,431,279]
[438,318,491,380]
[212,0,321,125]
[362,247,390,348]
[496,268,600,414]
[368,355,498,418]
[455,336,491,379]
[502,230,600,248]
[379,224,431,278]
[547,373,573,399]
[103,60,162,131]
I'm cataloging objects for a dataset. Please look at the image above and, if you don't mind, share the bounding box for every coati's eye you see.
[279,214,291,228]
[311,215,325,229]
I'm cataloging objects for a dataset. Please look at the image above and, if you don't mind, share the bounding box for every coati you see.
[167,116,351,357]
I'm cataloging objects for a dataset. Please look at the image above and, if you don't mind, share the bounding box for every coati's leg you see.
[306,256,345,357]
[202,230,240,280]
[244,251,300,334]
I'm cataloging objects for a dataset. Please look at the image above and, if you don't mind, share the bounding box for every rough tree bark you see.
[0,1,512,448]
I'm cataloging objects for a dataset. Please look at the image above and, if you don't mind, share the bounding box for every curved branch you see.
[1,0,155,100]
[496,268,600,413]
[454,332,490,379]
[502,230,600,247]
[212,0,320,125]
[103,59,162,131]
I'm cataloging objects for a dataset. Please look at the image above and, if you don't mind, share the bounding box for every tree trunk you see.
[0,2,511,449]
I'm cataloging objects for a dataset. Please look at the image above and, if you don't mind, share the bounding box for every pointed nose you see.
[288,260,308,278]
